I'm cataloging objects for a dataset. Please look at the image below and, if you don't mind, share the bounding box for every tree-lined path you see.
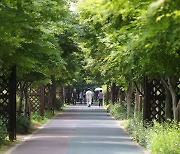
[6,103,146,154]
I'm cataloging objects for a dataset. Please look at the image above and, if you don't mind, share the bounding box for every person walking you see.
[98,90,103,106]
[86,88,93,107]
[83,90,86,104]
[79,91,83,104]
[72,89,77,105]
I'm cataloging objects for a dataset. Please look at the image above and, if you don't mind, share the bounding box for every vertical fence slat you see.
[40,85,45,117]
[143,76,151,122]
[8,66,16,141]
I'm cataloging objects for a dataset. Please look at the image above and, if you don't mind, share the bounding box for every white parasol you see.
[95,87,103,91]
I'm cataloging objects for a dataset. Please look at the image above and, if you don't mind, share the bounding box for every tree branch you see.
[134,81,144,97]
[161,78,170,91]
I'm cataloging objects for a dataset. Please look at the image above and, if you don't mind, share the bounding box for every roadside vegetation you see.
[109,103,180,154]
[0,103,64,150]
[0,119,7,147]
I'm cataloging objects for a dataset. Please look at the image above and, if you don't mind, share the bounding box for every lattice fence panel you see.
[28,85,45,116]
[44,86,51,110]
[150,79,166,122]
[28,87,41,113]
[0,74,9,126]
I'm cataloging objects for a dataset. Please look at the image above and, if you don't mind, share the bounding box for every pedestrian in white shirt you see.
[86,88,93,107]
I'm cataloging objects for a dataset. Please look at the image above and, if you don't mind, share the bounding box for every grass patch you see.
[31,110,61,126]
[0,140,18,154]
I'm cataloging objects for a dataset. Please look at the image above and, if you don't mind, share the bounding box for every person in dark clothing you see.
[72,89,77,105]
[98,90,103,106]
[79,91,83,104]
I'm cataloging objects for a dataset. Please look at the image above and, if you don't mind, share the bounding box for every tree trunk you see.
[18,83,23,114]
[134,88,140,118]
[119,89,124,104]
[51,76,56,114]
[165,87,172,120]
[175,100,180,122]
[167,78,178,122]
[139,95,143,114]
[111,83,116,104]
[126,82,134,118]
[66,87,71,104]
[24,83,30,118]
[60,87,64,104]
[18,82,26,115]
[161,78,172,120]
[106,85,111,103]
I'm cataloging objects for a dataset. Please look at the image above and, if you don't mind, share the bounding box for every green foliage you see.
[147,121,180,154]
[133,0,180,78]
[127,115,149,147]
[0,119,7,146]
[31,111,54,124]
[77,0,180,88]
[44,111,54,120]
[0,0,81,86]
[16,115,31,134]
[55,98,63,111]
[109,104,149,147]
[109,102,127,120]
[126,118,180,153]
[31,113,43,123]
[110,103,180,152]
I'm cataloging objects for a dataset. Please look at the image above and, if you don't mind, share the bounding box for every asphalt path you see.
[6,103,147,154]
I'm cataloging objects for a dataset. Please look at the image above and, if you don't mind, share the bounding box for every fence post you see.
[143,76,151,122]
[8,66,16,141]
[40,85,45,117]
[51,76,56,114]
[111,83,116,104]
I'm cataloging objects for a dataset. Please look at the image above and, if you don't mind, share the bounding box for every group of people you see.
[72,88,103,107]
[79,88,103,107]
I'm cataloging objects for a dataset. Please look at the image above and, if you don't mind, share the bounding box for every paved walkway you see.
[6,103,147,154]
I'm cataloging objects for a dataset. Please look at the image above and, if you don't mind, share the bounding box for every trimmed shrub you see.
[16,115,31,134]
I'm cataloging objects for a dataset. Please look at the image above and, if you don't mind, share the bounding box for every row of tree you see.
[0,0,179,122]
[0,0,87,91]
[76,0,180,121]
